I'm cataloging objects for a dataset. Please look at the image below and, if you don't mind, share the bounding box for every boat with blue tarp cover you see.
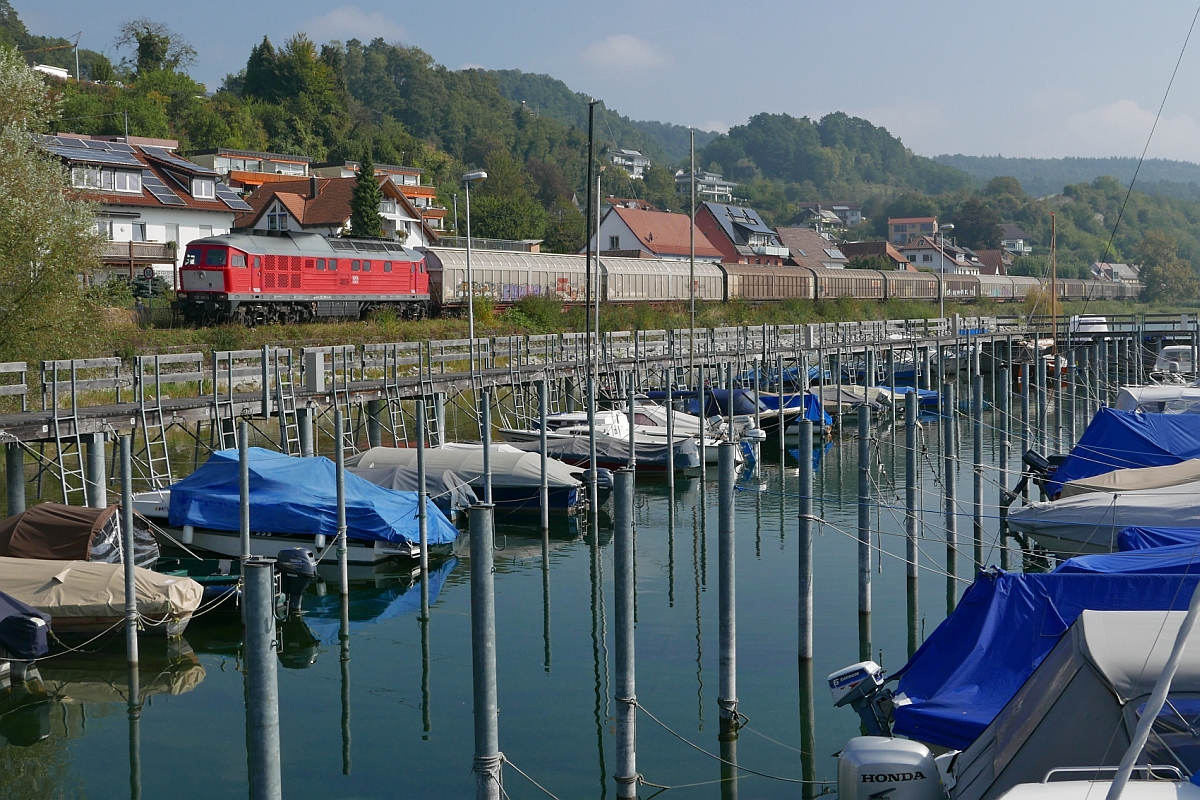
[1045,408,1200,497]
[133,448,457,566]
[1118,525,1200,551]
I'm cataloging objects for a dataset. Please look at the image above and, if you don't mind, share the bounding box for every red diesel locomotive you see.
[174,232,431,325]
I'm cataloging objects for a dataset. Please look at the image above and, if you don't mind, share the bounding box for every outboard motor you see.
[829,660,894,736]
[275,548,318,615]
[838,737,947,800]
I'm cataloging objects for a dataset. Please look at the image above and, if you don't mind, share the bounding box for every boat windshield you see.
[1136,695,1200,775]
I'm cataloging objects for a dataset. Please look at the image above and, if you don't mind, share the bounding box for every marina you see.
[3,313,1200,797]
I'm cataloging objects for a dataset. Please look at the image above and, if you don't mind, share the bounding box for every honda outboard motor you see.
[838,737,947,800]
[829,660,894,736]
[275,548,318,615]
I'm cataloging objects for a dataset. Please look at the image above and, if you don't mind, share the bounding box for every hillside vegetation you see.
[936,154,1200,200]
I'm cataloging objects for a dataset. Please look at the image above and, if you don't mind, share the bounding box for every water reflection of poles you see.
[417,399,432,736]
[120,435,142,800]
[667,487,676,607]
[797,418,816,797]
[857,407,872,662]
[340,593,351,776]
[589,521,609,796]
[692,495,704,729]
[614,470,637,798]
[540,380,552,672]
[717,443,739,755]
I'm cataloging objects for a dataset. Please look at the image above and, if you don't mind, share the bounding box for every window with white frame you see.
[266,203,289,231]
[192,178,215,199]
[73,166,141,192]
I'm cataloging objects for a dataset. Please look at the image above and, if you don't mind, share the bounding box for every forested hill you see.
[699,112,974,197]
[488,69,718,162]
[936,153,1200,200]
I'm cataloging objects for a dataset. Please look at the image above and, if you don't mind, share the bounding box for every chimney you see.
[309,176,319,200]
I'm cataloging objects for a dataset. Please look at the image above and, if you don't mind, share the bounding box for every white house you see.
[608,149,651,179]
[38,133,245,287]
[675,170,738,203]
[898,236,982,274]
[588,205,723,261]
[999,223,1033,256]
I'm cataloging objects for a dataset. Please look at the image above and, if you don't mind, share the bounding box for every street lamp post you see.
[938,223,956,329]
[463,170,488,344]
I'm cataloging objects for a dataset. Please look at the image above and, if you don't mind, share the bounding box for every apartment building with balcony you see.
[888,216,938,244]
[39,133,245,286]
[675,170,738,204]
[185,147,313,195]
[608,148,651,179]
[696,202,789,265]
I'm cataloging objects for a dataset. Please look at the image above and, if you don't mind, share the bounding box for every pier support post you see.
[470,503,501,800]
[665,379,675,491]
[972,375,984,572]
[1068,350,1077,444]
[614,469,637,798]
[943,382,957,615]
[366,399,383,449]
[1036,350,1047,453]
[244,556,282,800]
[84,431,107,509]
[1020,368,1031,504]
[334,408,348,594]
[904,392,919,658]
[777,352,786,464]
[857,405,871,662]
[998,368,1011,572]
[120,435,138,667]
[239,421,250,559]
[718,443,738,723]
[6,442,24,516]
[298,408,314,457]
[798,419,814,663]
[482,388,493,505]
[538,380,549,532]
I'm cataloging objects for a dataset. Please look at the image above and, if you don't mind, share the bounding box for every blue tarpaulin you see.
[646,388,765,418]
[892,570,1200,750]
[168,448,458,546]
[304,557,458,643]
[1054,542,1200,574]
[1119,526,1200,551]
[1046,408,1200,496]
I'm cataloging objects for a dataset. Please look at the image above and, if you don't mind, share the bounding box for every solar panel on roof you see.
[81,140,113,150]
[44,145,144,167]
[50,136,85,148]
[106,142,135,153]
[141,172,186,206]
[214,183,252,211]
[140,145,218,175]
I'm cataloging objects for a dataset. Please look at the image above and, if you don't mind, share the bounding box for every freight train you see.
[173,233,1140,325]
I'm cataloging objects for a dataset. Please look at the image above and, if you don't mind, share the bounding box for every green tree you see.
[846,254,895,271]
[950,197,1001,249]
[0,46,99,359]
[1136,230,1199,302]
[542,198,584,253]
[115,18,196,77]
[349,150,384,238]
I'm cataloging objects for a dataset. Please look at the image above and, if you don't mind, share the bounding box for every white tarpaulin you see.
[0,557,202,628]
[1007,480,1200,554]
[346,445,583,489]
[1059,459,1200,497]
[1115,385,1200,414]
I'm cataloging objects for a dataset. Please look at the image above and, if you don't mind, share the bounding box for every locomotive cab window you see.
[384,261,392,272]
[205,249,227,266]
[351,260,360,271]
[183,249,199,266]
[317,259,326,271]
[231,254,247,267]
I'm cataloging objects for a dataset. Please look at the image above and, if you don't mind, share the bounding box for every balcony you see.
[751,244,790,258]
[101,241,176,264]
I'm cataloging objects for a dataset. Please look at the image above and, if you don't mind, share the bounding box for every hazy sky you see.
[23,0,1200,162]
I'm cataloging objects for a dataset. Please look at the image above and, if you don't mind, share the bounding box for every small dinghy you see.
[0,503,159,568]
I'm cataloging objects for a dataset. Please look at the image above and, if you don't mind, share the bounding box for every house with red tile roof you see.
[774,227,850,269]
[840,240,914,271]
[233,176,438,249]
[589,205,723,261]
[39,132,245,286]
[973,249,1012,276]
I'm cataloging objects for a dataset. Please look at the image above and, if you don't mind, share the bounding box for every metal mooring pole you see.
[470,503,501,800]
[614,469,637,798]
[244,556,282,800]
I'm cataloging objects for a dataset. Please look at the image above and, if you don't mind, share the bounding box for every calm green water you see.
[2,398,1056,798]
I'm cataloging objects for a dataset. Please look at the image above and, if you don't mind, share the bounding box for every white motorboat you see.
[499,405,735,465]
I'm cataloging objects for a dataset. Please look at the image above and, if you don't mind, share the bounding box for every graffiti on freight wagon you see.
[456,280,587,302]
